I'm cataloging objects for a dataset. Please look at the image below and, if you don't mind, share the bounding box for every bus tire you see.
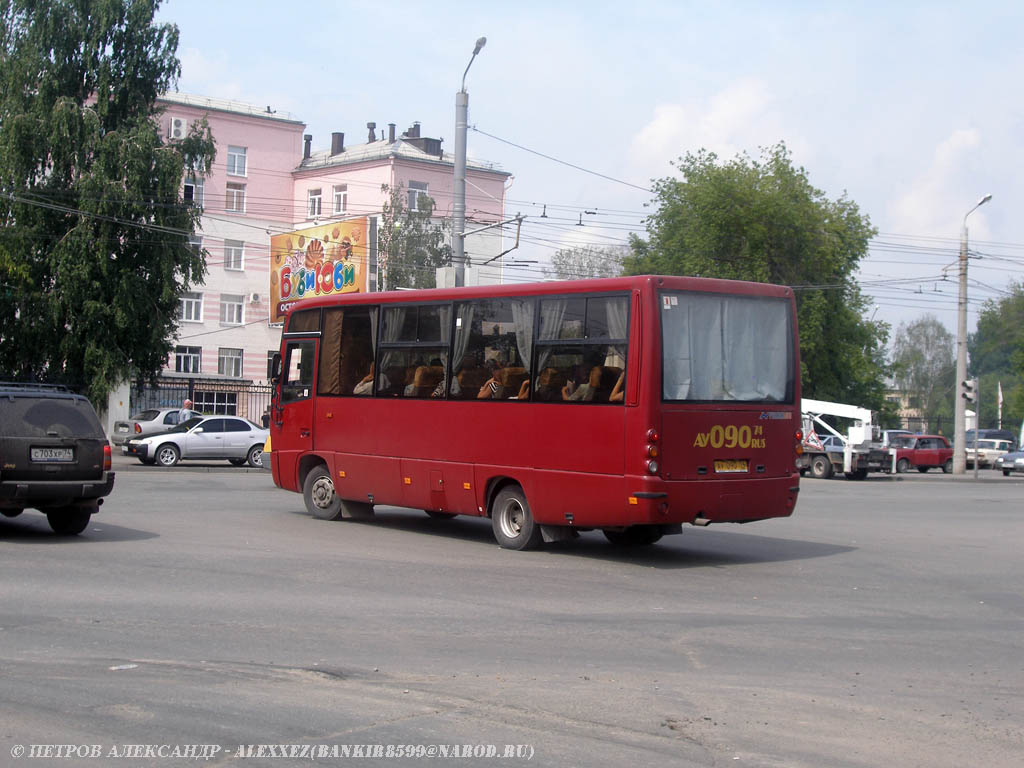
[491,486,542,551]
[303,465,342,521]
[810,455,833,479]
[603,526,663,546]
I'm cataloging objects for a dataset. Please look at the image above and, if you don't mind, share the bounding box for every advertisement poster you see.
[269,217,369,323]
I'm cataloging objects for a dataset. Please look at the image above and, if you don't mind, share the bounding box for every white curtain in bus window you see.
[662,294,789,402]
[377,306,407,395]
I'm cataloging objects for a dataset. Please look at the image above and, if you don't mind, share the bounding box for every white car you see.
[111,408,185,445]
[123,416,268,467]
[966,438,1013,469]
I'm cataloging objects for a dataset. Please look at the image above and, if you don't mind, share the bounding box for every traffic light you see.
[961,378,978,403]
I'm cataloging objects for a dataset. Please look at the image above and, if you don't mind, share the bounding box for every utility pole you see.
[953,194,991,474]
[452,36,486,288]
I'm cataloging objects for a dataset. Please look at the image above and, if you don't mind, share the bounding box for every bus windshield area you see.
[660,292,793,403]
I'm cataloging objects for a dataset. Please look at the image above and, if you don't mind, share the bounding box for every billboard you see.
[269,217,370,323]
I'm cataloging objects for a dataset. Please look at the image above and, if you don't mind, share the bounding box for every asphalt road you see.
[1,457,1021,767]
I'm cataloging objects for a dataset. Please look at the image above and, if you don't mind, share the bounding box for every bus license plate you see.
[31,447,74,462]
[714,459,748,473]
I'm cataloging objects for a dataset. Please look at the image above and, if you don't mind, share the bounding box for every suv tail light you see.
[134,423,142,434]
[103,443,112,472]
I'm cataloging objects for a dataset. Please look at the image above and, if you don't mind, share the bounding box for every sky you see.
[156,0,1024,337]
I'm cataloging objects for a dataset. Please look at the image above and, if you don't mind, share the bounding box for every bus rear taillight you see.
[795,429,804,456]
[646,428,660,474]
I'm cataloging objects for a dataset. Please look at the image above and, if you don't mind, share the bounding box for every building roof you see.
[298,136,509,177]
[157,92,304,126]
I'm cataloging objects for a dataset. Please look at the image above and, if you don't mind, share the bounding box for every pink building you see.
[140,95,509,413]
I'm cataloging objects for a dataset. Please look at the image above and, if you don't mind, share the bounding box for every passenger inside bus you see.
[609,370,625,402]
[353,363,374,395]
[563,365,602,401]
[477,361,502,399]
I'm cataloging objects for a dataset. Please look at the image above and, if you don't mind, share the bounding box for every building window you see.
[220,294,244,325]
[226,146,247,176]
[179,292,202,322]
[226,182,246,213]
[218,348,243,378]
[184,176,204,206]
[308,188,322,218]
[408,181,428,212]
[174,345,202,373]
[193,390,237,415]
[333,184,347,214]
[223,239,244,271]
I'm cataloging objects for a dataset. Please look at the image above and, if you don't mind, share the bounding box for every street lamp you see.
[453,36,486,287]
[952,193,992,473]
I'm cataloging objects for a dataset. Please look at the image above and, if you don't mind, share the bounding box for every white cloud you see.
[888,129,992,240]
[626,79,798,181]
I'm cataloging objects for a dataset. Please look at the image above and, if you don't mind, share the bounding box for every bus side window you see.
[282,340,316,403]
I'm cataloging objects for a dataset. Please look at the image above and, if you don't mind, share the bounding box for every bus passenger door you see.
[277,339,317,490]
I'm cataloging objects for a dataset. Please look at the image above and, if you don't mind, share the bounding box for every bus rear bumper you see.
[627,473,800,525]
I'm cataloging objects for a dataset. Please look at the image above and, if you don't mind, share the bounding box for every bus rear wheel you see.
[303,465,342,520]
[603,526,663,546]
[491,486,542,551]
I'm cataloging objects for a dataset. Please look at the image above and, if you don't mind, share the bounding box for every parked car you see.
[111,407,185,445]
[821,435,845,451]
[966,438,1013,469]
[890,434,953,473]
[0,382,115,534]
[881,429,913,448]
[994,449,1024,476]
[965,428,1018,452]
[123,415,268,467]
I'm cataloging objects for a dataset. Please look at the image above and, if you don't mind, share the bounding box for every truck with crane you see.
[799,398,895,479]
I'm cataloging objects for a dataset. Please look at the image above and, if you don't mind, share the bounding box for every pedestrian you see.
[177,398,197,423]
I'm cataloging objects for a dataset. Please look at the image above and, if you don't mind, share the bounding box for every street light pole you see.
[453,36,486,288]
[952,193,992,474]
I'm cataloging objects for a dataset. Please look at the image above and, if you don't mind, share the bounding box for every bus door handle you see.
[300,429,311,438]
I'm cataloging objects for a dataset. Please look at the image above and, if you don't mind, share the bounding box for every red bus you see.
[266,275,801,550]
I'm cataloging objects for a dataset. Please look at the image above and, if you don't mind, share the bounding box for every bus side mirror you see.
[269,352,282,382]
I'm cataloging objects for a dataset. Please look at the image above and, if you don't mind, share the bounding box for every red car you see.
[891,435,953,473]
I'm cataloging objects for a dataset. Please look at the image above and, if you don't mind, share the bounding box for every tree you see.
[890,315,956,433]
[376,183,451,290]
[623,143,889,408]
[542,244,625,281]
[968,283,1024,430]
[0,0,215,406]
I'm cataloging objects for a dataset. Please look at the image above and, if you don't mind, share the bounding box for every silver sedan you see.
[123,416,268,468]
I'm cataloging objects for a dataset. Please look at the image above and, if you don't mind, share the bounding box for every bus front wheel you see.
[303,465,342,521]
[491,486,542,551]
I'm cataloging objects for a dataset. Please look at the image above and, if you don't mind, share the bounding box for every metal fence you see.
[131,377,273,426]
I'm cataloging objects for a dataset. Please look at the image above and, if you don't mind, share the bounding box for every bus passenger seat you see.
[499,367,528,398]
[534,367,565,401]
[410,365,442,397]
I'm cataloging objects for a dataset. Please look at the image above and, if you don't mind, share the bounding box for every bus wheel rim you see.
[499,499,525,539]
[311,476,335,509]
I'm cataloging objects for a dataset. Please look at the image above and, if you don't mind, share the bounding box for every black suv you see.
[0,383,115,534]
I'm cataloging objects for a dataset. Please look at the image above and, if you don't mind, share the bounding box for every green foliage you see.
[376,183,451,290]
[968,283,1024,431]
[543,245,625,281]
[0,0,214,406]
[623,143,889,407]
[891,315,956,432]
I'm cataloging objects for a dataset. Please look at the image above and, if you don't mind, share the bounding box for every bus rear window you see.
[660,292,793,403]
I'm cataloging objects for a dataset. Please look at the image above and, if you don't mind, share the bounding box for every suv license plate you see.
[31,447,74,462]
[713,459,748,473]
